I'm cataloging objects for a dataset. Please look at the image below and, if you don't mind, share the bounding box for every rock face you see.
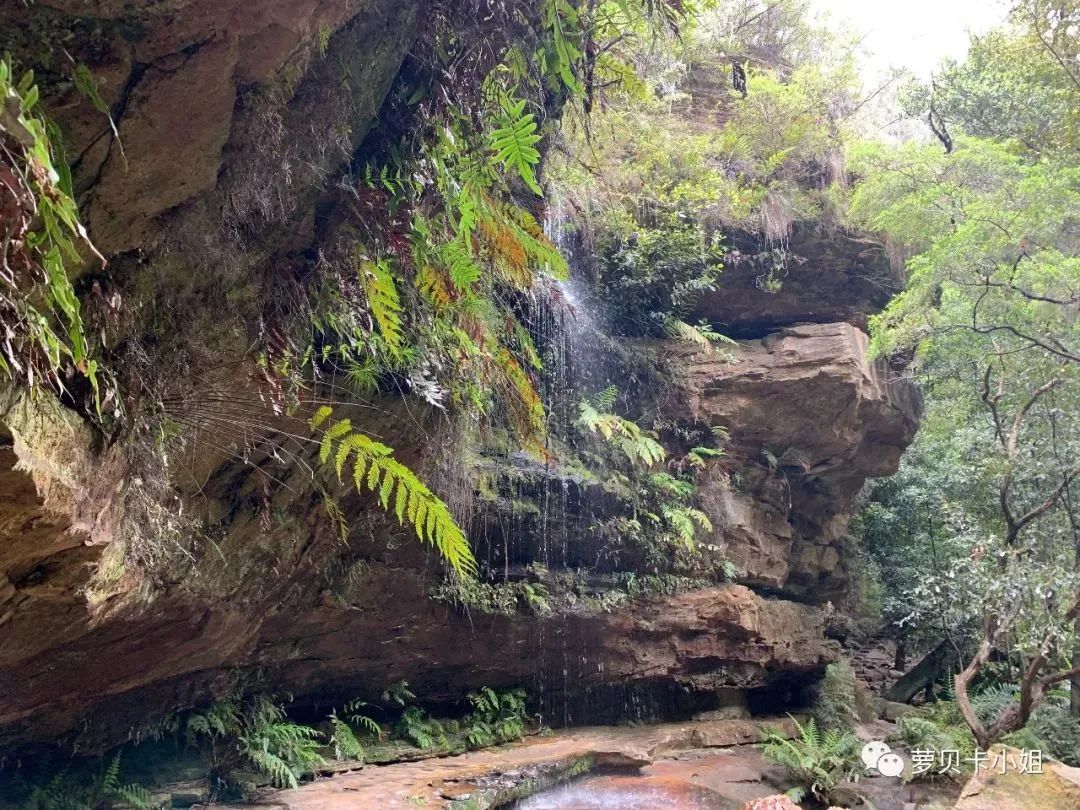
[0,0,419,256]
[668,322,921,599]
[0,3,919,757]
[689,226,902,339]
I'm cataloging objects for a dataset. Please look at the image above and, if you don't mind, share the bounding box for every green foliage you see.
[431,573,552,616]
[811,662,860,732]
[546,15,863,333]
[237,698,325,789]
[185,695,326,790]
[900,1,1079,154]
[102,755,157,810]
[20,753,159,810]
[0,57,113,412]
[852,2,1080,745]
[382,680,417,707]
[971,684,1080,765]
[397,707,448,750]
[489,99,544,195]
[359,257,406,356]
[761,717,860,805]
[327,697,383,762]
[310,406,476,578]
[328,713,366,761]
[577,400,666,467]
[463,687,529,749]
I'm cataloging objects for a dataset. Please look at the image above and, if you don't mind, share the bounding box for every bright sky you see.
[809,0,1009,78]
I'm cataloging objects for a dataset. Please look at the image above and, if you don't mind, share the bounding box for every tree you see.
[852,0,1080,738]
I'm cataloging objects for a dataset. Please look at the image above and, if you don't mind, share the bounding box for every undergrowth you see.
[761,717,860,806]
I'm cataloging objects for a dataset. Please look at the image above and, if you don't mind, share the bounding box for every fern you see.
[343,698,383,738]
[185,698,241,744]
[310,407,476,577]
[662,505,713,550]
[99,753,159,809]
[398,706,446,750]
[329,713,366,761]
[761,717,859,804]
[440,236,483,293]
[542,0,584,95]
[359,257,405,355]
[113,783,159,810]
[489,98,543,195]
[578,401,666,467]
[0,58,111,408]
[592,385,618,411]
[238,697,326,789]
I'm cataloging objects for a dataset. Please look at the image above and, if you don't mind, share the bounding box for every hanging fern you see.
[542,0,584,95]
[661,505,712,550]
[439,236,483,293]
[578,401,666,466]
[358,257,405,355]
[592,385,618,411]
[310,407,476,577]
[495,348,546,450]
[0,58,112,411]
[489,98,544,195]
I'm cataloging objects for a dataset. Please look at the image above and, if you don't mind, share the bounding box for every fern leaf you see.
[313,414,476,577]
[310,405,334,429]
[489,98,544,195]
[320,418,353,462]
[359,258,405,354]
[441,237,483,294]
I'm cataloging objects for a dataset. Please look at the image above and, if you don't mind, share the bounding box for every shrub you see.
[761,717,860,805]
[463,687,529,749]
[185,696,326,790]
[812,661,861,731]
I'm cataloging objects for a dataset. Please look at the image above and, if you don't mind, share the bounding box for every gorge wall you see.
[0,0,919,757]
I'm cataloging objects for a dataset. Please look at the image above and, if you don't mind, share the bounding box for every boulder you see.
[692,224,902,338]
[953,747,1080,809]
[664,322,921,600]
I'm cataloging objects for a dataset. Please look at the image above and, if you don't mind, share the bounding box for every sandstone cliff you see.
[0,0,918,757]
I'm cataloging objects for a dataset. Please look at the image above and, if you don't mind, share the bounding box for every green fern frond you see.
[359,258,405,355]
[309,412,476,577]
[329,713,366,761]
[102,753,121,794]
[489,98,543,195]
[592,385,618,411]
[248,747,299,789]
[115,783,159,810]
[440,237,483,294]
[578,400,666,467]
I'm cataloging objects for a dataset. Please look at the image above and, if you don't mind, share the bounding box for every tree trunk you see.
[883,638,958,704]
[1072,614,1080,718]
[894,634,907,672]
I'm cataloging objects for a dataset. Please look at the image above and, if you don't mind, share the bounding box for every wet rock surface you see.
[224,718,800,809]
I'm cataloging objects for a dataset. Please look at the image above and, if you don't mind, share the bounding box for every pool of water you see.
[513,773,742,810]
